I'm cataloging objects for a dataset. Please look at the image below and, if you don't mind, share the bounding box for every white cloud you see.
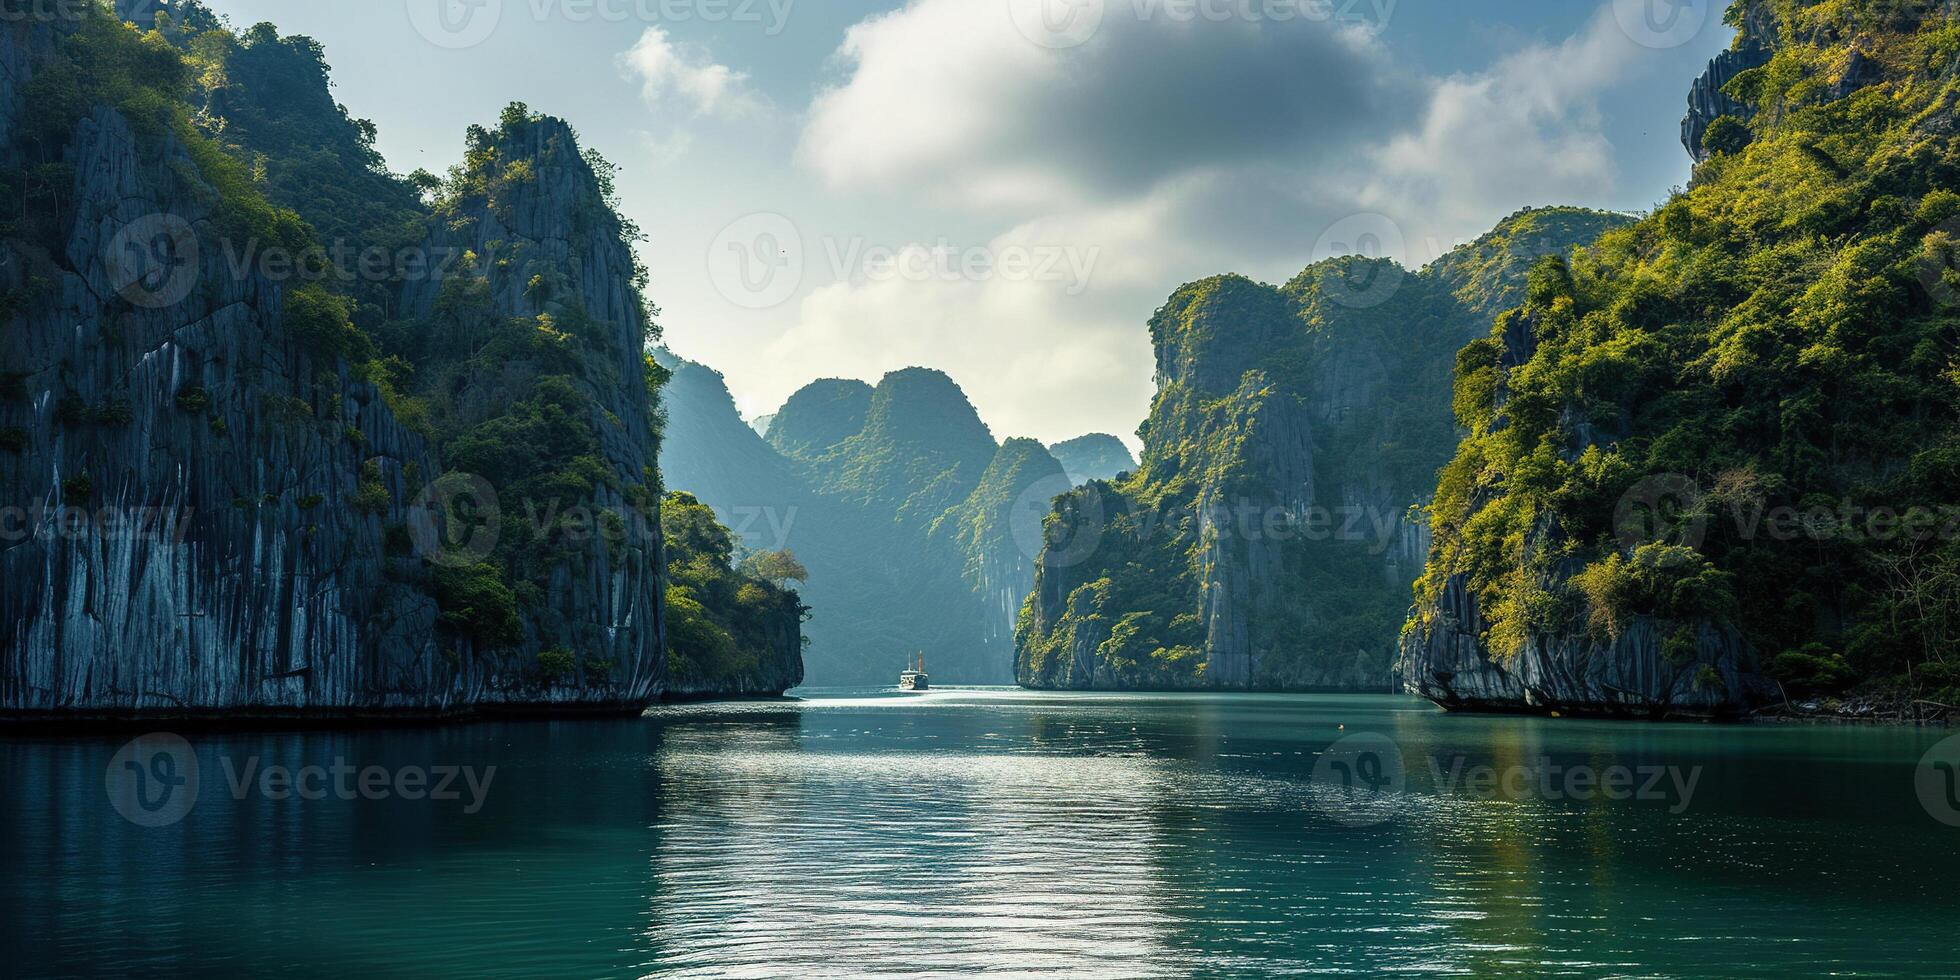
[1359,6,1648,240]
[730,2,1679,448]
[620,27,763,118]
[799,0,1416,211]
[751,176,1315,448]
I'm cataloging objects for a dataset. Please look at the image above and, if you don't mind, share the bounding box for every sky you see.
[197,0,1735,450]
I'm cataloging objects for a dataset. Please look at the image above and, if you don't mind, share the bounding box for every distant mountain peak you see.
[857,367,996,455]
[767,378,875,460]
[1048,434,1135,485]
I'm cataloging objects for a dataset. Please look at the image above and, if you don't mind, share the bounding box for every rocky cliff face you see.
[649,354,802,697]
[1399,306,1778,718]
[1398,291,1780,717]
[0,11,666,717]
[0,107,441,715]
[1680,15,1772,164]
[653,480,803,700]
[799,368,1000,527]
[1018,208,1631,692]
[661,599,801,699]
[930,437,1069,654]
[1397,0,1960,720]
[1,14,440,716]
[1403,574,1770,716]
[392,109,668,705]
[658,353,809,509]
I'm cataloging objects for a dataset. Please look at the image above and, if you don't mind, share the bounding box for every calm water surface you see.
[2,690,1955,977]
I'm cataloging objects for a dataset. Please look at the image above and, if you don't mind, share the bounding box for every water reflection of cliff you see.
[0,719,687,975]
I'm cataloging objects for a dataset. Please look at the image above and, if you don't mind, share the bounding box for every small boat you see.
[899,653,929,691]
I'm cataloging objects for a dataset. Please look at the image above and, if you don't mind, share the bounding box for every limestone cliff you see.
[765,379,872,461]
[1680,10,1773,164]
[655,485,803,700]
[390,107,668,704]
[1018,208,1630,692]
[930,438,1070,655]
[0,10,666,717]
[1399,0,1960,720]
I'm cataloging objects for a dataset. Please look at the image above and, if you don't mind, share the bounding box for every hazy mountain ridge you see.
[1049,434,1135,485]
[660,353,1124,684]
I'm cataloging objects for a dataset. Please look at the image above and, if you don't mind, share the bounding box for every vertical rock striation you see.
[1681,40,1772,163]
[392,111,667,703]
[0,12,667,718]
[929,437,1070,654]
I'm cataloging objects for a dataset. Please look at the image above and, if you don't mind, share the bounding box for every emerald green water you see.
[3,691,1955,977]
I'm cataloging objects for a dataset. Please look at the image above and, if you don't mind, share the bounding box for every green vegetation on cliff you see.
[378,102,667,671]
[661,492,806,694]
[7,5,311,309]
[15,5,676,691]
[930,438,1066,580]
[167,12,428,295]
[795,368,1000,528]
[1019,207,1630,691]
[1411,0,1960,709]
[766,378,873,461]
